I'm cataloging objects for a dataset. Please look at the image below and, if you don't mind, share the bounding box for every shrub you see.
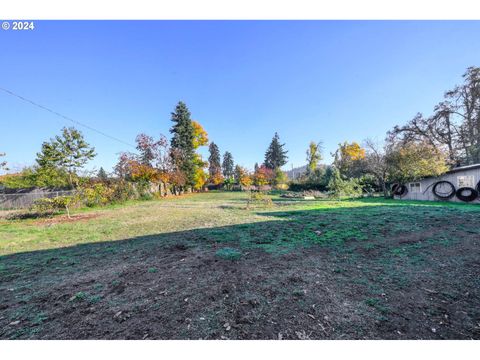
[246,191,273,208]
[32,195,79,218]
[215,247,242,260]
[289,181,327,192]
[280,190,326,199]
[111,181,137,203]
[77,183,114,207]
[327,168,362,198]
[0,166,71,189]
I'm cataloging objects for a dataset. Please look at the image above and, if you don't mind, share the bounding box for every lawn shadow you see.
[1,199,479,339]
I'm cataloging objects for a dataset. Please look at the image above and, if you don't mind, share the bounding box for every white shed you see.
[393,164,480,203]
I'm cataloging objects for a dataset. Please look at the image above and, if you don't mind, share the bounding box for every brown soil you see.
[1,219,479,339]
[31,213,100,225]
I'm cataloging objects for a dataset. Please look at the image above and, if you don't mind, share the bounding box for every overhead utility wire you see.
[0,86,136,149]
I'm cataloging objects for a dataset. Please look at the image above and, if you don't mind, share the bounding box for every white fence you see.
[0,190,76,210]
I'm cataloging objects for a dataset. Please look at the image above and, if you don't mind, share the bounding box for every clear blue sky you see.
[1,21,480,174]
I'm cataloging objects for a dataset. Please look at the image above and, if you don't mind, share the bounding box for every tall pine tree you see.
[208,142,222,178]
[222,151,234,178]
[170,101,196,188]
[97,167,108,180]
[264,132,288,170]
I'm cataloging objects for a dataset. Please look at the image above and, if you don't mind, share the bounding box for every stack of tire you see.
[393,180,480,202]
[432,180,479,202]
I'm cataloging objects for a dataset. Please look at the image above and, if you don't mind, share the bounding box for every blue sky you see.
[1,20,480,174]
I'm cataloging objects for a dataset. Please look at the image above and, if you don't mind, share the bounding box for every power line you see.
[0,86,136,149]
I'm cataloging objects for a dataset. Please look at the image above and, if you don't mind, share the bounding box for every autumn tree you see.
[36,127,96,188]
[234,165,252,187]
[264,132,288,170]
[332,141,366,179]
[129,161,160,183]
[253,165,275,186]
[208,142,223,185]
[192,121,209,148]
[135,133,159,166]
[222,151,234,178]
[389,66,480,166]
[170,101,196,189]
[152,135,174,193]
[114,152,137,179]
[363,139,390,197]
[386,140,449,183]
[191,121,209,191]
[306,141,323,176]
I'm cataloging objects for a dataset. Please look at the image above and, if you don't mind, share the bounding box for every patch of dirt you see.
[32,213,100,225]
[0,209,479,339]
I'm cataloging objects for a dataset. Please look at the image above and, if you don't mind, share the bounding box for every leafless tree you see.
[363,139,390,198]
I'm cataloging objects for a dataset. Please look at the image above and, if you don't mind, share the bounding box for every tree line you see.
[1,66,478,199]
[0,101,291,194]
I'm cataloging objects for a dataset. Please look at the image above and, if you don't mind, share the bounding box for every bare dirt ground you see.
[1,196,480,339]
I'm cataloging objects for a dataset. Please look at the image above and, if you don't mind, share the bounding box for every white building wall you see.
[395,167,480,203]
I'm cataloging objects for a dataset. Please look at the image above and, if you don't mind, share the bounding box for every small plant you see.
[365,298,379,307]
[32,195,79,218]
[69,291,87,302]
[147,267,157,273]
[246,191,273,208]
[215,247,242,260]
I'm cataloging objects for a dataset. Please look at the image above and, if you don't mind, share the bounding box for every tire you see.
[392,184,408,197]
[456,187,479,202]
[432,181,456,200]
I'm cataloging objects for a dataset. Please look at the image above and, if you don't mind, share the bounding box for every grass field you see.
[1,191,479,339]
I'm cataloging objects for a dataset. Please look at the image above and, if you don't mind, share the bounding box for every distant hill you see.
[284,164,328,180]
[284,165,307,180]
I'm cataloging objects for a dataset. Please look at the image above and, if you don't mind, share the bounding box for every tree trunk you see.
[380,178,388,199]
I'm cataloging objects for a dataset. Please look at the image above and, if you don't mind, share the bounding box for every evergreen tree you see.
[222,151,234,178]
[208,142,222,178]
[254,162,259,173]
[169,101,196,188]
[97,167,108,180]
[234,165,242,184]
[264,132,288,170]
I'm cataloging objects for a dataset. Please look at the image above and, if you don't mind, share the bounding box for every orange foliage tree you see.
[332,141,367,178]
[253,165,275,186]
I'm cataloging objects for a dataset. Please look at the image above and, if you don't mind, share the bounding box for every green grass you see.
[215,247,242,260]
[1,191,479,256]
[2,191,480,339]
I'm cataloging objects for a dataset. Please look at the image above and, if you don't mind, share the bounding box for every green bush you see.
[32,195,78,218]
[215,247,242,260]
[327,168,362,198]
[77,183,114,207]
[0,166,71,189]
[110,181,137,203]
